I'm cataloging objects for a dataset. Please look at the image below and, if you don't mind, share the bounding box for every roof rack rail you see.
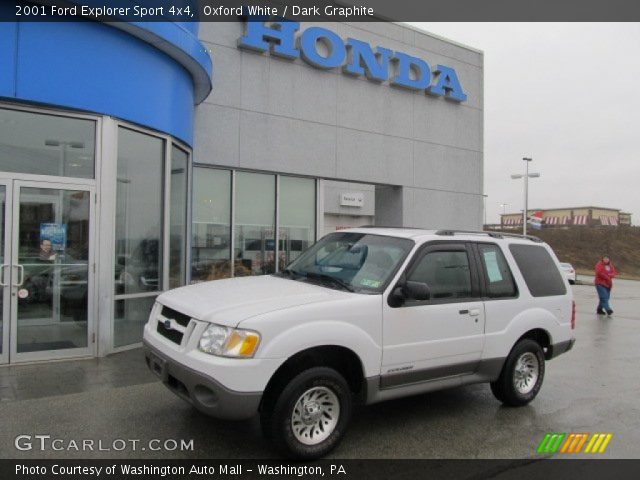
[434,229,543,243]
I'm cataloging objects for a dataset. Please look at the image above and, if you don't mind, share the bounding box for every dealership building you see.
[0,19,483,363]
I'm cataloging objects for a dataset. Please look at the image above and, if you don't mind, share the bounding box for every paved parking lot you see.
[1,279,639,459]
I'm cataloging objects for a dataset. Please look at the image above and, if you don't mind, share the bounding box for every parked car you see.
[559,262,577,284]
[143,228,575,459]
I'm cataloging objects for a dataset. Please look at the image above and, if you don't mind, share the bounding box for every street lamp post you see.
[510,157,540,236]
[483,194,488,227]
[499,203,508,228]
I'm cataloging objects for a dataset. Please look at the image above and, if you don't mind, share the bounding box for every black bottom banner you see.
[2,459,640,480]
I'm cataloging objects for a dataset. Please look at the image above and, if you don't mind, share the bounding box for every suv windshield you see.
[279,232,414,293]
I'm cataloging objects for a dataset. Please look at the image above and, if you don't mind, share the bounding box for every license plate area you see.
[148,352,166,380]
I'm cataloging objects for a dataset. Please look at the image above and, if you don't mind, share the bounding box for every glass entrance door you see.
[0,182,10,364]
[0,179,94,363]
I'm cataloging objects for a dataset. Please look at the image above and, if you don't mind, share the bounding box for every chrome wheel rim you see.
[513,352,539,395]
[291,386,340,445]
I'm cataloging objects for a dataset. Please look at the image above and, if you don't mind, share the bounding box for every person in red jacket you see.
[595,255,617,315]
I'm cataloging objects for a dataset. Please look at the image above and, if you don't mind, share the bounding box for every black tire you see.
[490,339,545,407]
[260,367,352,459]
[490,380,507,404]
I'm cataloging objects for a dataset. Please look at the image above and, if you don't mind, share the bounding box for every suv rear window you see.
[508,244,567,297]
[478,244,517,298]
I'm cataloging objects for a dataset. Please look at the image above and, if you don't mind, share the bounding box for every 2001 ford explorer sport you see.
[143,228,575,458]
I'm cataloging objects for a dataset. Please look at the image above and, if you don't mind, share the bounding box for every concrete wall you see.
[196,21,484,230]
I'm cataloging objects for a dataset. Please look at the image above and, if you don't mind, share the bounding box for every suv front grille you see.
[157,320,183,344]
[161,306,192,327]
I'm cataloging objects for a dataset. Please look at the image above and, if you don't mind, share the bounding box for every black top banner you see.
[4,0,640,22]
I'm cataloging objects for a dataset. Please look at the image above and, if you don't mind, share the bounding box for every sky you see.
[409,23,640,225]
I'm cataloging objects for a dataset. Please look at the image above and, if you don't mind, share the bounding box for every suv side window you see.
[408,250,472,300]
[509,244,567,297]
[477,243,518,298]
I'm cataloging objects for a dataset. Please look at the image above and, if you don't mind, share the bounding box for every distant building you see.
[500,207,632,228]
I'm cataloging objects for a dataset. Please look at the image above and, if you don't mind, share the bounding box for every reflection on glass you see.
[279,177,315,269]
[114,128,163,295]
[169,146,188,289]
[0,186,4,357]
[113,296,156,348]
[0,108,95,178]
[234,172,275,276]
[16,188,90,353]
[191,168,231,282]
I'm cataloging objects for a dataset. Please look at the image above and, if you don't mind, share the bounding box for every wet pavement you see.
[1,279,639,459]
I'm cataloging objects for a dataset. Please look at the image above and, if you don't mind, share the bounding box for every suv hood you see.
[157,275,352,327]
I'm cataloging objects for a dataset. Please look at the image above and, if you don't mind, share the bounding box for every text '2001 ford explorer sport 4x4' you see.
[143,228,575,459]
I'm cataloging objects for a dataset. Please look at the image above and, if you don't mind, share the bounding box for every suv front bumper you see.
[143,340,262,420]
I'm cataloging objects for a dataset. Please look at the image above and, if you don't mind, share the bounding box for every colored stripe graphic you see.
[584,433,613,453]
[537,433,565,454]
[560,433,589,453]
[538,433,613,454]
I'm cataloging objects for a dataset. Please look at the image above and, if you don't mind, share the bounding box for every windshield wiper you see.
[304,272,355,292]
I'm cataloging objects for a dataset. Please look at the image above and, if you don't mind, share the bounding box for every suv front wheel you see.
[261,367,352,459]
[490,339,545,406]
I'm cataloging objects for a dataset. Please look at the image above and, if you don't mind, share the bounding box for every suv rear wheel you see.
[490,339,545,406]
[260,367,352,459]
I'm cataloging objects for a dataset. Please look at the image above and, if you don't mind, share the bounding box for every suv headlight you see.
[198,324,260,358]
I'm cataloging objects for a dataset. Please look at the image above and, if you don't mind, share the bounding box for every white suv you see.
[143,228,575,459]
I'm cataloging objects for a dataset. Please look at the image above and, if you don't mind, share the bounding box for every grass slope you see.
[500,227,640,280]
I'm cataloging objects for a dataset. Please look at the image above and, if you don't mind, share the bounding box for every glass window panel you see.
[169,146,188,289]
[114,128,164,296]
[0,186,4,357]
[0,108,95,178]
[113,296,156,348]
[279,176,315,269]
[191,167,231,282]
[409,251,472,299]
[478,244,518,298]
[509,244,567,297]
[16,188,90,352]
[234,172,275,276]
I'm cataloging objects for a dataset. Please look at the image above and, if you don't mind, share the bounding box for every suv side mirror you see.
[388,280,431,307]
[403,281,431,301]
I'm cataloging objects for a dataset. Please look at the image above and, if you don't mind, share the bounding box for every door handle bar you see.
[0,264,8,286]
[13,264,24,287]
